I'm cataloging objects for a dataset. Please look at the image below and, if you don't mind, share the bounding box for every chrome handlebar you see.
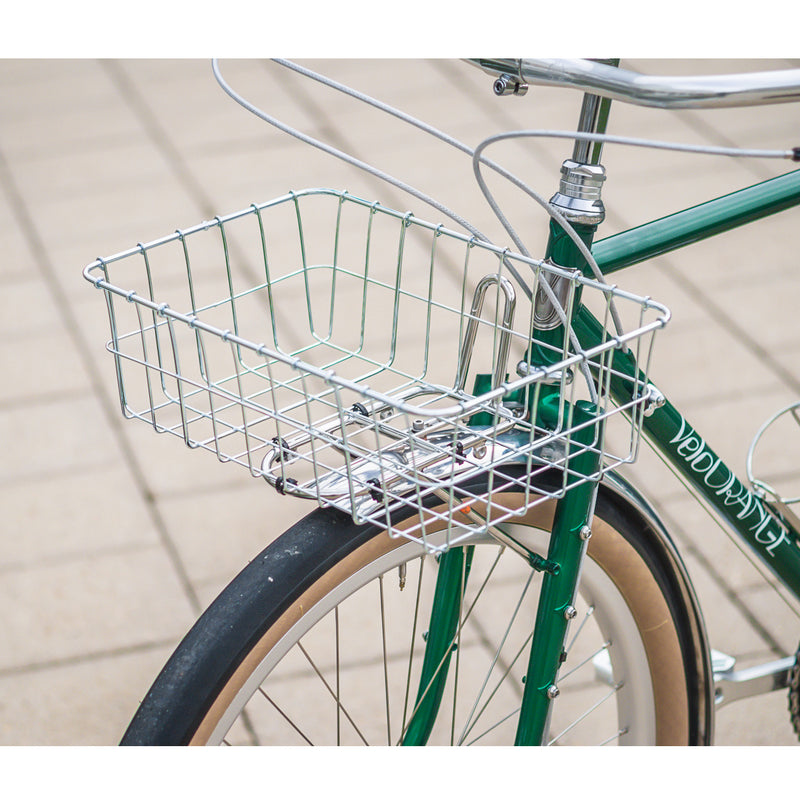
[468,58,800,109]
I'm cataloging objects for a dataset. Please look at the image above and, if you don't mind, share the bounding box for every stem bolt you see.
[546,685,560,699]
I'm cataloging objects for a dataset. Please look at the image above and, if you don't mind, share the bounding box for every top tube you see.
[468,58,800,109]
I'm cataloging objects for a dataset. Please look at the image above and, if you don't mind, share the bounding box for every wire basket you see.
[84,189,669,551]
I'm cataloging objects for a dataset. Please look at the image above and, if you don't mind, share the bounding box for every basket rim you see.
[83,187,671,419]
[83,187,669,308]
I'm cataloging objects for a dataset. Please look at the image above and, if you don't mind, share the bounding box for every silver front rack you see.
[85,188,669,551]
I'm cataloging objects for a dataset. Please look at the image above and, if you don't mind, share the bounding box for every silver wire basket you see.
[84,189,669,551]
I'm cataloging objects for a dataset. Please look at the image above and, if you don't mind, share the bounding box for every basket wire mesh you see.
[84,189,669,551]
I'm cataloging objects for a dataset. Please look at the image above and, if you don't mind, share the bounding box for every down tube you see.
[573,307,800,601]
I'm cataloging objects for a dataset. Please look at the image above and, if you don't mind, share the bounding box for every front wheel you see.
[122,481,707,745]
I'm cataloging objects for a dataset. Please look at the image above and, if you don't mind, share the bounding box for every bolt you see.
[493,73,529,97]
[563,605,577,620]
[579,525,592,541]
[642,384,666,417]
[274,477,298,495]
[546,685,560,699]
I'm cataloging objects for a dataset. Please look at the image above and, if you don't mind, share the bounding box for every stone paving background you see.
[1,58,799,745]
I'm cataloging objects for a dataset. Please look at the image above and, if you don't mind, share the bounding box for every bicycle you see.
[82,58,800,745]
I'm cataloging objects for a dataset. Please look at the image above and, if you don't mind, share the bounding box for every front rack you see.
[84,188,669,551]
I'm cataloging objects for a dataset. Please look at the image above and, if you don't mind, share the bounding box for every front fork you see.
[514,398,602,745]
[401,399,603,745]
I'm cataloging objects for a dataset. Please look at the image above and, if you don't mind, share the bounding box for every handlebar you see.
[468,59,800,109]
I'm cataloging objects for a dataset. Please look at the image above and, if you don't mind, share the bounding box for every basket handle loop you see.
[455,273,516,392]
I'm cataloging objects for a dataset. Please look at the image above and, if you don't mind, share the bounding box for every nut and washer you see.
[642,384,666,417]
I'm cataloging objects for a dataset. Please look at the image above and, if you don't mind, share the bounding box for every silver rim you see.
[207,524,657,745]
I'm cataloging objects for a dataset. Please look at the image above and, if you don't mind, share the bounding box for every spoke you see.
[457,568,536,744]
[449,548,477,745]
[565,604,595,655]
[379,575,392,746]
[465,704,521,745]
[396,546,503,745]
[458,548,505,637]
[232,708,260,745]
[298,641,370,745]
[401,556,427,738]
[546,682,622,745]
[598,726,629,746]
[558,641,611,682]
[458,628,534,745]
[450,632,460,745]
[257,686,315,745]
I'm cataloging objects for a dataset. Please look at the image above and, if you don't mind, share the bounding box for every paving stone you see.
[0,546,194,672]
[0,645,175,745]
[0,464,160,570]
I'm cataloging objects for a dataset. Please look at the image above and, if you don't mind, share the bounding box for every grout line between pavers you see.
[660,258,800,396]
[0,638,179,680]
[101,59,217,222]
[0,538,166,578]
[0,139,202,617]
[655,498,795,656]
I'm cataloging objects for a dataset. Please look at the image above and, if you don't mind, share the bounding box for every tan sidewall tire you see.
[190,497,690,745]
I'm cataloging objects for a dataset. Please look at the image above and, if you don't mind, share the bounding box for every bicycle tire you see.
[121,475,705,746]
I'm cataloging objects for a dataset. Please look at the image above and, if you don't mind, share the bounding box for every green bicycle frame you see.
[521,166,800,741]
[527,166,800,742]
[404,165,800,746]
[583,168,800,595]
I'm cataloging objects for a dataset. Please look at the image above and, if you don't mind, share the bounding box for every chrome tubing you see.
[468,58,800,109]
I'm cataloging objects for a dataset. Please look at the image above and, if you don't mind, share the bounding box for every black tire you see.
[122,479,705,746]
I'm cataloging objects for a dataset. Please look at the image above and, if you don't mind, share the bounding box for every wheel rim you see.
[198,521,659,746]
